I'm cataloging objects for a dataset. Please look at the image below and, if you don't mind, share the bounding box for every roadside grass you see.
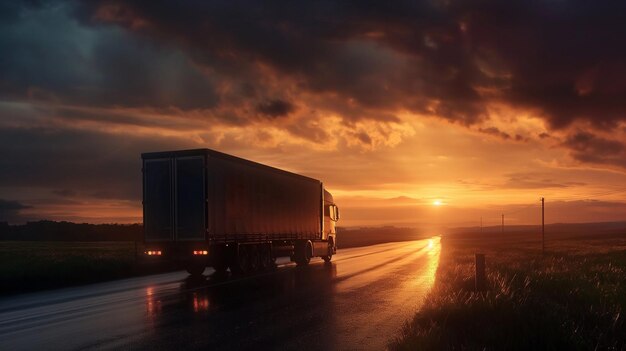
[390,233,626,350]
[0,241,147,295]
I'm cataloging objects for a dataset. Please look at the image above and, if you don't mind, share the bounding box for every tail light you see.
[146,250,162,256]
[193,250,208,255]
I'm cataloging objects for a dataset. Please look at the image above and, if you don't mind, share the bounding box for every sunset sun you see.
[432,200,443,206]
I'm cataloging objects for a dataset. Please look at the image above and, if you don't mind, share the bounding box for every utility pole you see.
[541,197,545,255]
[501,214,504,234]
[480,216,483,234]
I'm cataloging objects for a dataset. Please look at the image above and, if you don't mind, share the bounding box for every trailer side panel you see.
[209,154,321,241]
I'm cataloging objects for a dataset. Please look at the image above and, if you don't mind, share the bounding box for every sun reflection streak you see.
[398,236,441,293]
[423,236,441,288]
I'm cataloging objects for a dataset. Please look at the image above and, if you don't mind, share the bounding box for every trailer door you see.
[175,156,206,240]
[144,159,173,241]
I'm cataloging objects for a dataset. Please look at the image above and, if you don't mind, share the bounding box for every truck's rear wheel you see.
[212,259,229,274]
[295,241,312,266]
[211,246,229,274]
[186,263,206,275]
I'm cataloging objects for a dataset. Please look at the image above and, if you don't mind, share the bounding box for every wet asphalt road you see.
[0,238,440,351]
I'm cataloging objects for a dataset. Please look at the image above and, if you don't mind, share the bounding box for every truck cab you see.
[324,190,339,253]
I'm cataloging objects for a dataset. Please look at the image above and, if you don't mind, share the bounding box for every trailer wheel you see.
[231,245,250,275]
[248,245,260,272]
[295,241,312,266]
[186,263,206,276]
[259,245,273,271]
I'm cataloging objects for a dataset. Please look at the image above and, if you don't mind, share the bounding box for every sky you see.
[1,0,626,228]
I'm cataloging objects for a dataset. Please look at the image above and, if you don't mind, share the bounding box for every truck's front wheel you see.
[322,239,334,263]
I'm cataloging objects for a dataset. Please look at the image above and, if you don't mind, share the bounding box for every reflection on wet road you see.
[0,238,440,350]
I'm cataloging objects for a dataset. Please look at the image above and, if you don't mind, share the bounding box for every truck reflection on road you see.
[179,263,338,311]
[140,262,338,349]
[192,292,210,313]
[145,287,162,319]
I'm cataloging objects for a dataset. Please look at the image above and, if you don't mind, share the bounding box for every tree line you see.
[0,220,142,241]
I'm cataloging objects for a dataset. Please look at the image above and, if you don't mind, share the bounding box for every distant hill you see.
[447,221,626,241]
[0,220,142,241]
[337,226,429,248]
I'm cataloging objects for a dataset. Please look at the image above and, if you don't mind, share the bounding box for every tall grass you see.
[390,235,626,350]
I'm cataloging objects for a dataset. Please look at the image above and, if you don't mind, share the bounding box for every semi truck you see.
[142,148,340,275]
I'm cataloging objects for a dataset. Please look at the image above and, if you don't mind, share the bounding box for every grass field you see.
[0,241,145,295]
[390,228,626,350]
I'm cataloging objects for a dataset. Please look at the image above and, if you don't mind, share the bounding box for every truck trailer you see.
[142,148,339,275]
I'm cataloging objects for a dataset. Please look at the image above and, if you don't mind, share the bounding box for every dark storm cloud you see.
[0,1,219,110]
[479,127,510,140]
[284,118,331,144]
[69,0,486,124]
[66,0,626,128]
[1,0,626,132]
[255,99,295,118]
[46,105,202,130]
[565,132,624,155]
[563,131,626,168]
[458,2,626,130]
[0,198,31,222]
[0,126,196,200]
[51,189,78,197]
[356,131,372,145]
[0,199,31,211]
